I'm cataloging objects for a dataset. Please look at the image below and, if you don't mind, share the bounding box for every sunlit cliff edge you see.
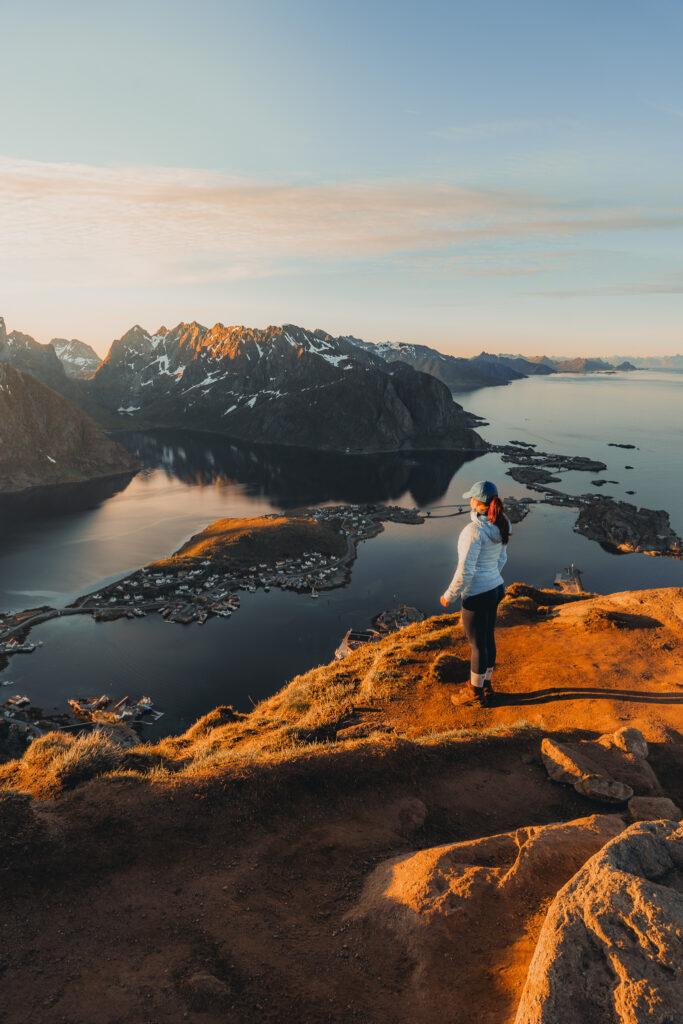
[1,585,682,1023]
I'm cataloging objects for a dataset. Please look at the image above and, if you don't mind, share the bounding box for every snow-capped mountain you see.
[49,338,101,379]
[345,337,530,390]
[0,316,68,391]
[87,322,484,452]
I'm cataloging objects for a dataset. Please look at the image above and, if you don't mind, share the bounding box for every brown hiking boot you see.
[452,685,489,708]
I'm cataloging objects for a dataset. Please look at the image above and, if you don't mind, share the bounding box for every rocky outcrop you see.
[506,466,561,485]
[0,363,138,493]
[497,441,683,559]
[575,497,683,557]
[498,444,607,475]
[628,796,682,822]
[348,815,625,1015]
[541,728,662,804]
[515,820,683,1023]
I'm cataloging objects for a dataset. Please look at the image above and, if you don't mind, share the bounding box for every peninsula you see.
[0,504,425,680]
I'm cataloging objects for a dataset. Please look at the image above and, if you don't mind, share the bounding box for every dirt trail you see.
[370,586,683,742]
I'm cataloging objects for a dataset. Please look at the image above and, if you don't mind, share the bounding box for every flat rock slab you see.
[515,819,683,1024]
[541,727,661,804]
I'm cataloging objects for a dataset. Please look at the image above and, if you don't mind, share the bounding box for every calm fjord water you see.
[1,371,681,735]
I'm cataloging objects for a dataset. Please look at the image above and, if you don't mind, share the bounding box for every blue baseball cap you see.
[462,480,498,502]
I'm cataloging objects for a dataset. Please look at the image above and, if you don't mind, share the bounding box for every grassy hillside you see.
[3,583,682,799]
[2,583,683,1023]
[152,513,346,570]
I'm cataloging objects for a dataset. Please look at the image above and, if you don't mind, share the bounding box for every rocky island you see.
[496,441,683,559]
[575,497,683,557]
[1,583,682,1023]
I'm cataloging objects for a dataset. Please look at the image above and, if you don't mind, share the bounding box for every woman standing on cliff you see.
[440,480,510,707]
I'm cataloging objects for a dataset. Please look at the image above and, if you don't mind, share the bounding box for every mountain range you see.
[85,322,484,451]
[0,319,483,453]
[1,314,675,455]
[339,340,644,387]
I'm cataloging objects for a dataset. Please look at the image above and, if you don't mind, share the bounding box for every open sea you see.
[1,370,681,735]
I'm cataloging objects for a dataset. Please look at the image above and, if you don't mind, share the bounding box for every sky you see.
[1,0,682,357]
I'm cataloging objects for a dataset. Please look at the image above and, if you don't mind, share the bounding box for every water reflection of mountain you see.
[0,472,136,526]
[115,430,483,507]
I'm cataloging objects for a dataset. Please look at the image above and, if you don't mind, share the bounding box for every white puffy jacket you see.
[444,511,508,602]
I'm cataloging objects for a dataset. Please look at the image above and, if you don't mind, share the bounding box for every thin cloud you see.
[0,156,682,291]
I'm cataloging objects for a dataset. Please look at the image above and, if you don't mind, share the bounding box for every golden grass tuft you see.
[16,730,124,796]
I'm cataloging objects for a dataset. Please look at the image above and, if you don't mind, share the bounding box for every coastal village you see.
[73,503,425,625]
[0,504,425,744]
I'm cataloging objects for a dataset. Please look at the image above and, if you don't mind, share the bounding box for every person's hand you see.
[440,594,449,608]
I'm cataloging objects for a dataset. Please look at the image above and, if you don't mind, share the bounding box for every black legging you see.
[461,584,505,675]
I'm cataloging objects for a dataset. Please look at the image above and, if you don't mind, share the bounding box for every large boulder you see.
[541,727,661,804]
[628,796,682,822]
[515,820,683,1024]
[347,815,624,1021]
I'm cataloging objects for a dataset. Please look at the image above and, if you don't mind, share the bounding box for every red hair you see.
[487,495,510,544]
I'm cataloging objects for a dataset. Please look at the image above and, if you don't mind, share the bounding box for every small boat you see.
[68,695,111,719]
[310,588,319,599]
[554,562,584,594]
[335,629,380,660]
[3,694,30,708]
[113,696,164,723]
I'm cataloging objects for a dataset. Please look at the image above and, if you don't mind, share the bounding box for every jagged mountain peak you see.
[49,338,102,380]
[0,321,69,390]
[84,319,482,452]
